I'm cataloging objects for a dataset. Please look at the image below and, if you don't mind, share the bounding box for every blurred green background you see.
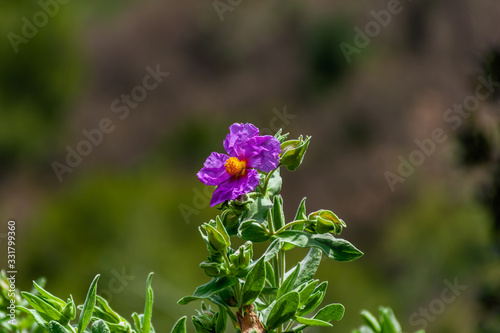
[1,0,500,332]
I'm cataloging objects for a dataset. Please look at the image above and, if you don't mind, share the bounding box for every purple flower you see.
[197,123,281,207]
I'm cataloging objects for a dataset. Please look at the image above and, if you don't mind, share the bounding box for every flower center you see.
[225,157,246,176]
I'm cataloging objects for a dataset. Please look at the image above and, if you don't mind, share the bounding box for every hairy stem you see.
[261,168,278,195]
[274,219,309,235]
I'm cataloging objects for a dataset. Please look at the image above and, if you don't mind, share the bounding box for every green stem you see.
[271,256,280,302]
[284,321,294,331]
[261,168,278,195]
[278,248,286,333]
[234,278,242,312]
[280,248,286,284]
[274,220,308,235]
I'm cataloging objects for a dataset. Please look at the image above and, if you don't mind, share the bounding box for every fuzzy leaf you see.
[178,277,236,305]
[143,273,154,333]
[292,248,322,289]
[92,320,111,333]
[48,321,71,333]
[77,274,100,333]
[274,231,363,262]
[265,291,300,330]
[315,303,345,322]
[294,316,332,327]
[170,316,187,333]
[238,220,270,243]
[241,258,266,306]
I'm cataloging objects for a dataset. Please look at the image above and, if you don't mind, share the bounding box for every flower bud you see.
[306,210,346,235]
[200,261,229,277]
[280,135,311,171]
[200,221,230,254]
[229,241,253,270]
[61,297,76,322]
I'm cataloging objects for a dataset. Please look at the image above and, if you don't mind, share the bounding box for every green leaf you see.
[280,135,311,171]
[238,220,270,243]
[48,321,71,333]
[265,291,300,330]
[314,303,345,322]
[265,261,276,287]
[215,216,231,248]
[294,316,332,327]
[292,248,322,289]
[361,310,381,333]
[294,197,307,222]
[201,224,229,254]
[241,258,266,306]
[170,316,187,333]
[143,273,154,333]
[21,292,62,322]
[16,305,49,329]
[379,307,401,333]
[278,264,300,298]
[283,197,307,251]
[99,321,131,333]
[215,306,227,333]
[132,312,142,332]
[261,239,281,262]
[95,295,122,323]
[33,281,66,311]
[60,295,75,325]
[296,280,318,308]
[274,231,363,262]
[261,287,278,295]
[266,167,282,196]
[240,196,272,223]
[297,282,327,316]
[92,319,111,333]
[271,195,285,232]
[77,274,100,333]
[178,277,236,305]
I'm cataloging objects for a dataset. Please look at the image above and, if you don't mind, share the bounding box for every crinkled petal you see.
[197,152,231,186]
[223,123,259,158]
[246,135,281,172]
[210,169,259,206]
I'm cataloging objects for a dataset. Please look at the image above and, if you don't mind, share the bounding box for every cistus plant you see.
[2,123,425,333]
[352,307,425,333]
[3,272,155,333]
[176,122,363,333]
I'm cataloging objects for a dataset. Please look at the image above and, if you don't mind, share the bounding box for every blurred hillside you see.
[1,0,500,332]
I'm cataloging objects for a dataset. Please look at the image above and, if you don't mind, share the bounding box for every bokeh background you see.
[1,0,500,332]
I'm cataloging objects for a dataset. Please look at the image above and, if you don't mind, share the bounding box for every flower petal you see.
[223,123,259,158]
[197,152,231,186]
[246,135,281,172]
[210,169,260,206]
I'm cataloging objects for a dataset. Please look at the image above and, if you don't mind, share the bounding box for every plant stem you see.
[278,248,286,333]
[279,248,286,284]
[261,168,278,195]
[274,219,308,235]
[234,278,242,311]
[271,256,280,301]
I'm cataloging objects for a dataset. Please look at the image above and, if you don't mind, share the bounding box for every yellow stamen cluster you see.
[225,157,246,176]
